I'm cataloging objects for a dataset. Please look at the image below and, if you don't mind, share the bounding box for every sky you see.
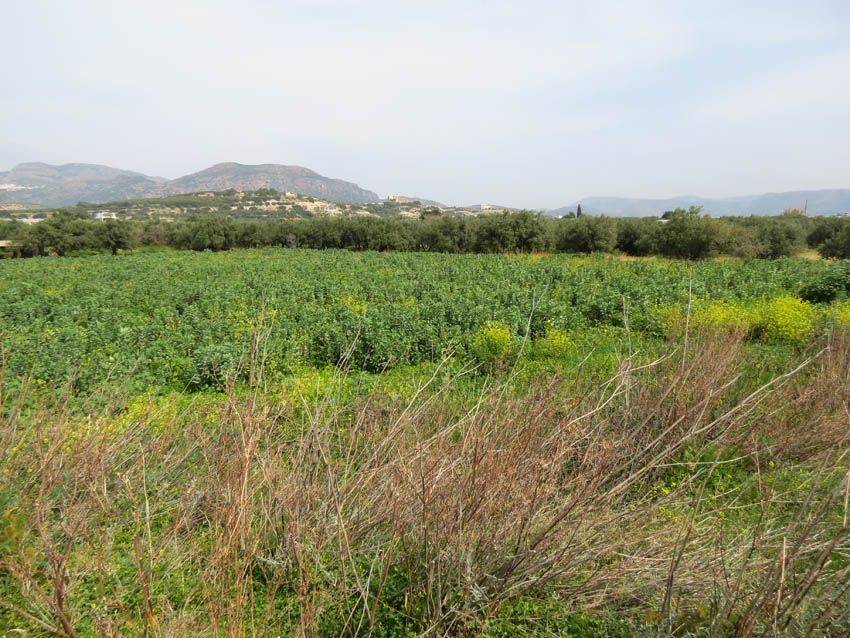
[2,1,850,208]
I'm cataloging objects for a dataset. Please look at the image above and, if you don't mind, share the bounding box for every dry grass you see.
[1,331,849,637]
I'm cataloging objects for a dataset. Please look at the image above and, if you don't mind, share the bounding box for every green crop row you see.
[0,249,843,393]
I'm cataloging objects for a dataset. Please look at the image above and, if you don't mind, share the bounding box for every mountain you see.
[389,195,446,207]
[0,162,166,208]
[168,163,379,204]
[0,162,380,207]
[550,189,850,217]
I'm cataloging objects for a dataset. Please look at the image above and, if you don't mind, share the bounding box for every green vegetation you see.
[1,247,850,636]
[3,201,850,260]
[0,249,840,393]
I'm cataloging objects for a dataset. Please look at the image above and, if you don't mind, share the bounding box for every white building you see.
[93,211,118,220]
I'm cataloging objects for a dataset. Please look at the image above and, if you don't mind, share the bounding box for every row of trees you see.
[0,213,133,256]
[2,208,849,260]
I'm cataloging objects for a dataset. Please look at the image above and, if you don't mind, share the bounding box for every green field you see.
[0,249,839,391]
[1,249,850,636]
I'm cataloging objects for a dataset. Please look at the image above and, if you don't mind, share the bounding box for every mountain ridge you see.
[4,161,850,215]
[0,161,380,207]
[550,189,850,217]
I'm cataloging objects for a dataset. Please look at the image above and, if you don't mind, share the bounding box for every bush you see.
[615,218,659,256]
[168,218,238,251]
[189,343,243,389]
[661,301,752,337]
[415,216,472,252]
[470,322,515,365]
[833,302,850,329]
[799,264,850,303]
[806,217,845,249]
[655,208,717,259]
[668,297,817,344]
[555,216,617,253]
[753,219,804,258]
[472,212,552,253]
[752,296,816,344]
[819,220,850,259]
[95,219,134,255]
[690,301,754,333]
[711,221,762,259]
[531,329,573,359]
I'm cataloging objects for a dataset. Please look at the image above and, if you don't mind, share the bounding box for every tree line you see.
[1,207,849,260]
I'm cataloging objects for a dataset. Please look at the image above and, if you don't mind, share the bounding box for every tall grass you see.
[1,331,849,636]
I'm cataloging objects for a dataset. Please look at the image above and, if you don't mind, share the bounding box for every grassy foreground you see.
[2,329,850,636]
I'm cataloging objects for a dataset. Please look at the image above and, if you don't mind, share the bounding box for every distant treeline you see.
[2,207,849,260]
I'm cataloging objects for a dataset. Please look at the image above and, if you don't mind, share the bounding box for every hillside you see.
[168,163,379,204]
[0,162,165,209]
[551,189,850,217]
[0,189,500,222]
[0,161,380,207]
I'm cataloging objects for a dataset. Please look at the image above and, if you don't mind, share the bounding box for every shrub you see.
[94,219,134,255]
[753,219,804,258]
[615,218,659,256]
[690,301,754,333]
[661,301,753,337]
[669,297,818,344]
[531,329,573,359]
[555,216,617,253]
[189,343,243,389]
[471,212,552,253]
[752,296,816,344]
[807,217,846,249]
[415,216,472,252]
[712,221,762,259]
[168,218,238,251]
[799,264,850,303]
[655,208,717,259]
[470,321,515,365]
[832,301,850,329]
[819,220,850,259]
[339,294,368,315]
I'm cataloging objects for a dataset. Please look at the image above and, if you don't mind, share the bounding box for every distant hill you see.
[0,162,165,208]
[0,161,380,207]
[169,163,379,204]
[389,195,446,207]
[550,190,850,217]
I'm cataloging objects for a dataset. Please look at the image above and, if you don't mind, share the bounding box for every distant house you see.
[386,194,399,202]
[480,204,498,212]
[93,211,118,220]
[284,191,297,198]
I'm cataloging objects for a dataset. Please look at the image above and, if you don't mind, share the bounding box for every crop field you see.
[0,249,842,391]
[2,248,850,637]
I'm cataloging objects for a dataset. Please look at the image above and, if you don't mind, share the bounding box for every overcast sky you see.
[2,1,850,208]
